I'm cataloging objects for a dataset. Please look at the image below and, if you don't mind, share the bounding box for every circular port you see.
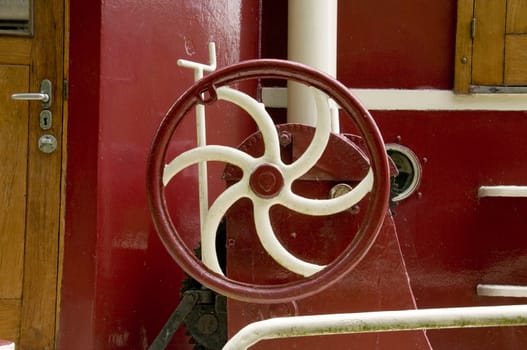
[386,144,421,201]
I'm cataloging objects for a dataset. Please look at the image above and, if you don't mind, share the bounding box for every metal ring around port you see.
[386,143,421,201]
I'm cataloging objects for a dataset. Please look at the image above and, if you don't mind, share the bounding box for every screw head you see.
[329,183,353,199]
[279,131,292,147]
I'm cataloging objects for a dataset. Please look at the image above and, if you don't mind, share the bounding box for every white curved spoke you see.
[252,198,325,277]
[217,87,281,164]
[163,145,256,186]
[202,182,248,275]
[285,88,332,180]
[279,168,374,216]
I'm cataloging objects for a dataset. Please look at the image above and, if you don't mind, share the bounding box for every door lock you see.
[38,134,58,154]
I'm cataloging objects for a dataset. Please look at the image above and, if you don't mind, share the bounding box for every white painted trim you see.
[262,87,527,111]
[478,186,527,198]
[477,284,527,298]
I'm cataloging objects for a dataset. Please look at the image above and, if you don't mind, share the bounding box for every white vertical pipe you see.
[287,0,338,129]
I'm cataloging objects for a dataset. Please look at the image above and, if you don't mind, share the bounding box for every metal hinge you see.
[471,17,476,39]
[63,80,68,100]
[470,85,527,93]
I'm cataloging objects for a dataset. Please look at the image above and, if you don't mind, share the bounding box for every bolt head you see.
[279,131,292,147]
[249,163,284,198]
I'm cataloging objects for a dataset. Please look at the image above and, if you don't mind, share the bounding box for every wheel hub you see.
[249,163,284,198]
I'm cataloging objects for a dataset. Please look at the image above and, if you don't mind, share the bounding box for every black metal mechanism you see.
[186,291,227,350]
[149,291,198,350]
[150,222,228,350]
[149,288,227,350]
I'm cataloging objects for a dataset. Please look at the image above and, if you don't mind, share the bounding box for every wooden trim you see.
[56,0,69,346]
[454,0,475,94]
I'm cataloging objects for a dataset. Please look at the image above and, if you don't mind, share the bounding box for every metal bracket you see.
[40,79,52,108]
[470,85,527,94]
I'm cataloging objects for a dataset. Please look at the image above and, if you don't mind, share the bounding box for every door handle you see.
[11,79,52,108]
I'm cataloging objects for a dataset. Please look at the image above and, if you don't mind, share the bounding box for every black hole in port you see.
[387,149,415,197]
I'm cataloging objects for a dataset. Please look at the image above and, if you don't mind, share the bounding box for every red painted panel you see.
[64,1,527,349]
[63,1,260,349]
[337,1,457,89]
[60,1,101,348]
[224,110,527,350]
[260,1,457,89]
[372,110,527,349]
[227,215,432,349]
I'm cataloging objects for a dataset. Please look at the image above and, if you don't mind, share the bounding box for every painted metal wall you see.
[258,1,527,349]
[62,1,527,349]
[62,1,259,349]
[337,2,527,348]
[261,0,457,88]
[376,111,527,349]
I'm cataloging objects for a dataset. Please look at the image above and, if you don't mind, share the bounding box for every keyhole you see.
[40,110,52,130]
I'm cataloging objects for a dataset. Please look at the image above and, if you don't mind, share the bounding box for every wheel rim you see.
[146,59,390,303]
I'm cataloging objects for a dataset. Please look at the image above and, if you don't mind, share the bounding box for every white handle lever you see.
[11,92,49,102]
[11,79,52,108]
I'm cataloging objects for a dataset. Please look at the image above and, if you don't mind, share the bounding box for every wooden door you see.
[455,0,527,92]
[0,0,65,348]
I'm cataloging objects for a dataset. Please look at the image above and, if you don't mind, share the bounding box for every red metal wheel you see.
[146,59,390,303]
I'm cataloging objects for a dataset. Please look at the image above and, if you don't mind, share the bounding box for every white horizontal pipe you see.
[477,284,527,298]
[478,186,527,198]
[223,304,527,350]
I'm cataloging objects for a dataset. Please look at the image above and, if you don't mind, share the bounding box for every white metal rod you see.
[223,304,527,350]
[195,102,209,229]
[177,42,217,75]
[287,0,337,127]
[176,43,217,232]
[477,284,527,298]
